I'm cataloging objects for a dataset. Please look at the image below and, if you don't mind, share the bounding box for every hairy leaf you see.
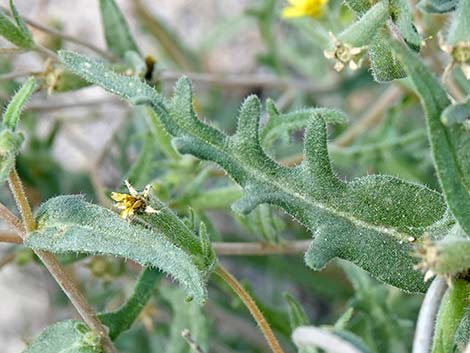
[261,98,348,147]
[99,0,140,58]
[389,0,421,50]
[25,195,208,304]
[22,320,101,353]
[99,267,161,339]
[369,31,406,82]
[0,77,35,182]
[3,77,36,130]
[60,50,448,292]
[393,43,470,234]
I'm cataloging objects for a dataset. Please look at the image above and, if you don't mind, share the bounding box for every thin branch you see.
[159,71,336,94]
[412,277,448,353]
[7,169,116,353]
[0,70,42,81]
[181,329,207,353]
[0,201,25,234]
[34,43,60,62]
[0,252,16,270]
[334,85,402,147]
[0,47,30,55]
[215,265,285,353]
[213,240,310,256]
[25,97,126,112]
[0,5,117,62]
[8,169,36,232]
[292,326,363,353]
[0,231,22,244]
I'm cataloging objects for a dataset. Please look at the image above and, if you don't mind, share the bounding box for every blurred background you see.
[0,0,456,352]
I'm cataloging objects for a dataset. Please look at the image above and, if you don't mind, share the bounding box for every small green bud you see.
[0,129,24,182]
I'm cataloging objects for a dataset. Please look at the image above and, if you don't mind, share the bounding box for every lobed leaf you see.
[393,42,470,235]
[60,50,448,293]
[25,195,208,304]
[22,320,101,353]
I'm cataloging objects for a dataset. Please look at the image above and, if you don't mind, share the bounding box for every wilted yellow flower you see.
[111,180,159,220]
[282,0,328,19]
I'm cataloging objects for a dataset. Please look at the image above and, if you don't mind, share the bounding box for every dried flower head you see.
[111,180,159,220]
[282,0,328,19]
[323,32,367,72]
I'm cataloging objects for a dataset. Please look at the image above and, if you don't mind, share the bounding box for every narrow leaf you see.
[393,42,470,234]
[0,0,33,48]
[98,267,161,339]
[2,77,36,130]
[99,0,140,58]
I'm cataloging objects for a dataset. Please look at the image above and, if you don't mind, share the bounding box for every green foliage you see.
[25,195,211,304]
[60,50,448,293]
[369,31,406,82]
[446,0,470,45]
[0,0,34,48]
[23,320,101,353]
[337,1,389,47]
[0,77,35,182]
[3,2,470,353]
[284,293,310,330]
[99,0,140,59]
[98,268,161,339]
[393,42,470,235]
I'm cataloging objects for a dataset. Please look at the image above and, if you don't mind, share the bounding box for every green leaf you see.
[369,31,407,82]
[343,0,372,13]
[25,195,208,304]
[98,267,161,339]
[393,42,470,235]
[446,0,470,45]
[2,77,36,130]
[389,0,422,50]
[22,320,101,353]
[284,293,310,331]
[417,0,459,13]
[0,0,34,48]
[432,279,470,353]
[261,98,348,147]
[338,1,389,47]
[99,0,140,58]
[60,51,448,292]
[0,77,35,182]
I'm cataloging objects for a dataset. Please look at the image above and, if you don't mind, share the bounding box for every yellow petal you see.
[282,6,308,18]
[111,192,127,202]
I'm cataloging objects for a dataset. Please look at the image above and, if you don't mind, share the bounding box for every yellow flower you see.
[282,0,328,19]
[111,180,159,220]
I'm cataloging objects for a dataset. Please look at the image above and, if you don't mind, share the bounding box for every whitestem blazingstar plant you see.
[0,0,469,352]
